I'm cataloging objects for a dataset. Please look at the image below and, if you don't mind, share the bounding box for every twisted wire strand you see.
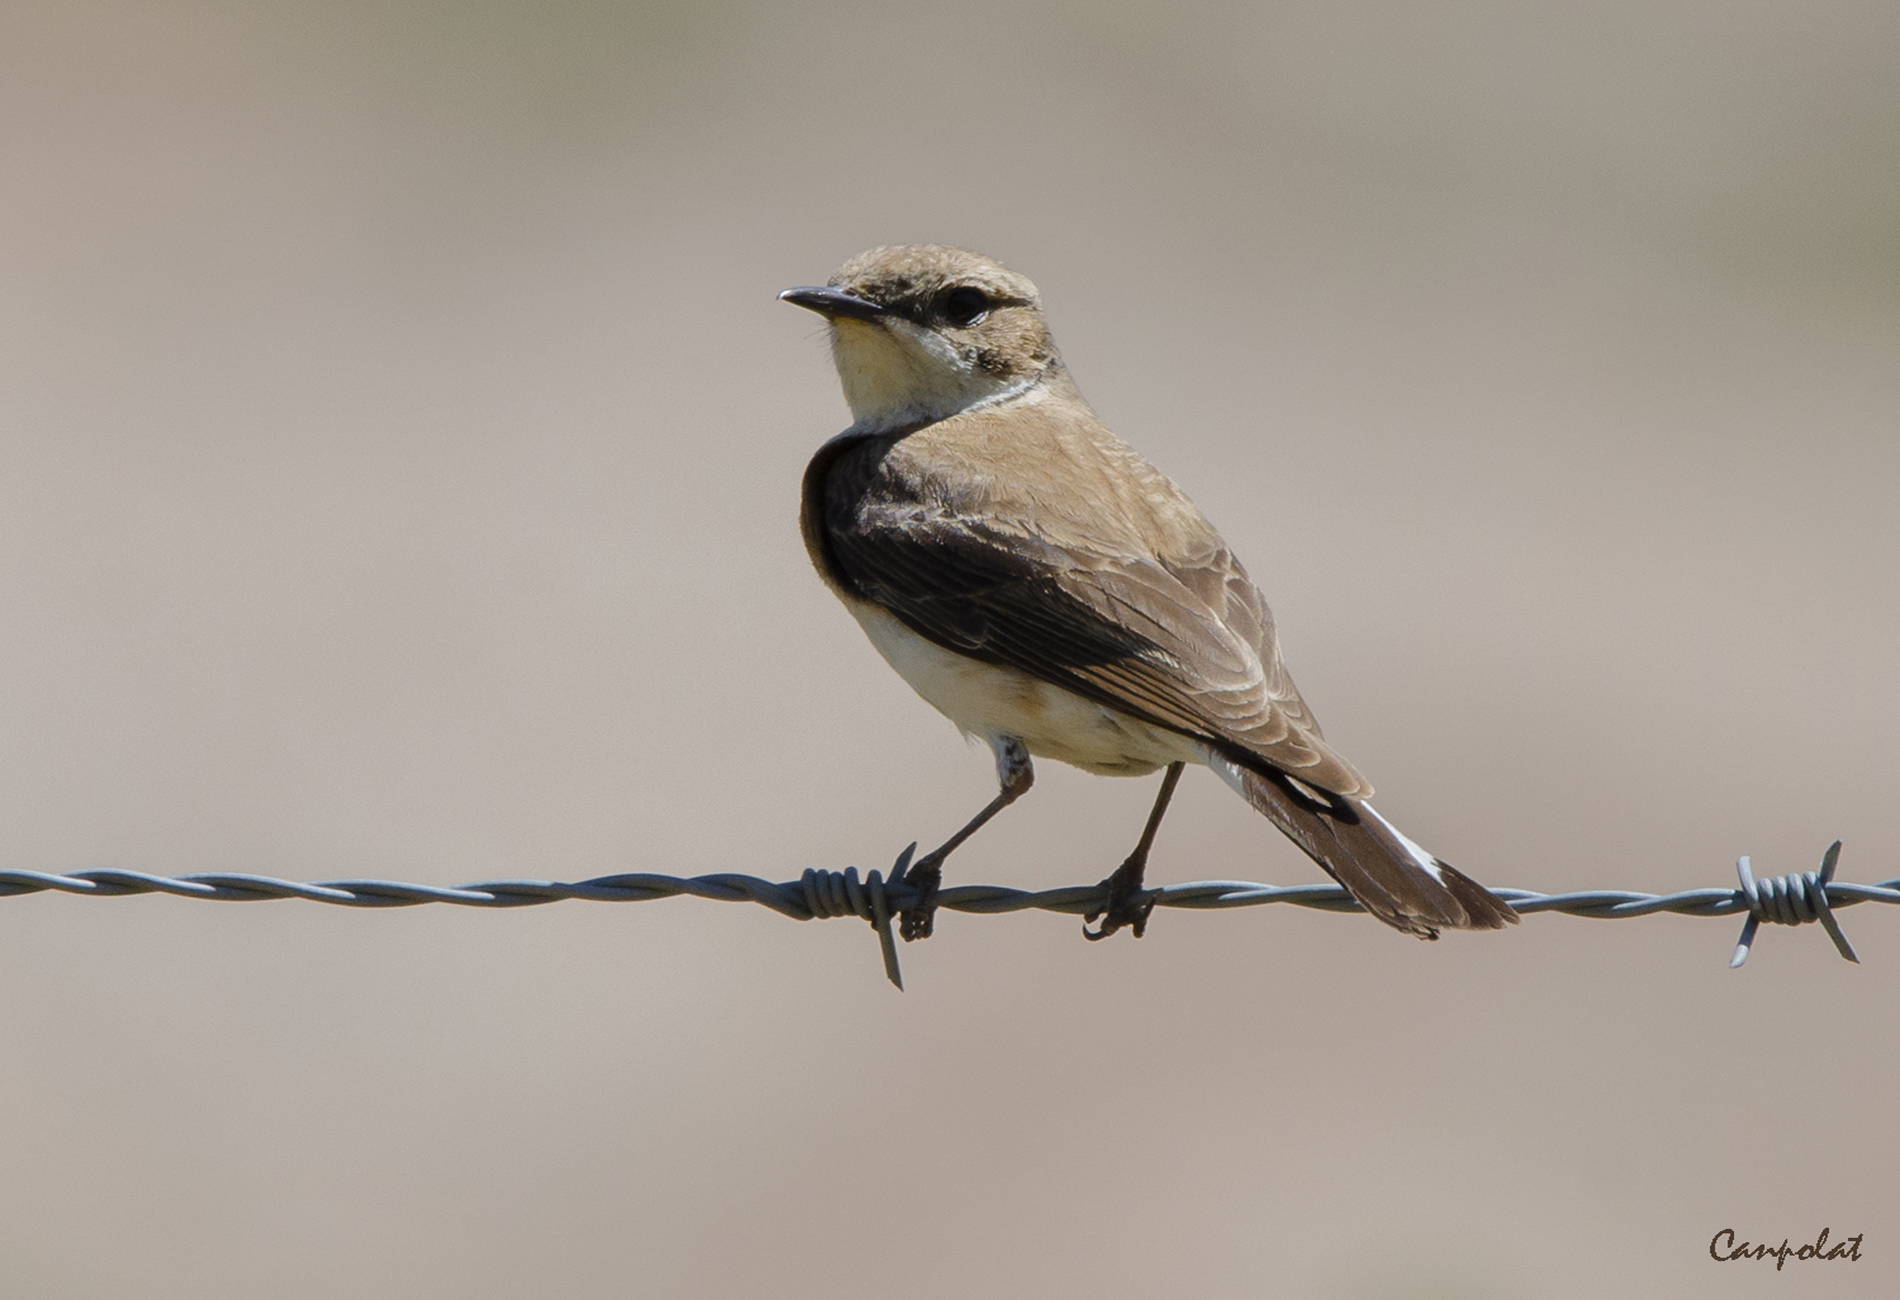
[3,841,1893,989]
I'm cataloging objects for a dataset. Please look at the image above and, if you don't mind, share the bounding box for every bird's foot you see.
[1084,854,1155,941]
[893,849,944,942]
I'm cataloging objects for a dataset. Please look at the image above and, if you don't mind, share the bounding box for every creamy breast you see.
[845,598,1203,776]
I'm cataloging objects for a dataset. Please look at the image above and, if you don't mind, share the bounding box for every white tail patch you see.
[1202,747,1448,886]
[1360,803,1447,884]
[1201,749,1251,800]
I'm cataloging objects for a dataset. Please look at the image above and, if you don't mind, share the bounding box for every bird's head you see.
[780,245,1062,431]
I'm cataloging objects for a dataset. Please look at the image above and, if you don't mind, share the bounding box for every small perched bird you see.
[781,245,1517,944]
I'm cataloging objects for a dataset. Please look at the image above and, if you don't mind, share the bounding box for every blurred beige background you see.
[2,2,1896,1296]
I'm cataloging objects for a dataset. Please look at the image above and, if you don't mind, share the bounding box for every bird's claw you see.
[1083,857,1155,941]
[893,847,943,943]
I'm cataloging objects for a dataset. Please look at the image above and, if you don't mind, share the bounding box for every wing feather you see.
[821,430,1371,797]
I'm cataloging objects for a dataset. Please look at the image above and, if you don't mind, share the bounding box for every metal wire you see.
[3,840,1892,989]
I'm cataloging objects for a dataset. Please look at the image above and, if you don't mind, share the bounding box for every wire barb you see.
[796,846,909,989]
[1729,840,1858,968]
[4,840,1895,989]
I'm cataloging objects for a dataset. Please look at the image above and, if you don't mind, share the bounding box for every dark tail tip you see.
[1434,857,1520,929]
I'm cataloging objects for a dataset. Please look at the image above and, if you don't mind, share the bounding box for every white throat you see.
[829,317,1031,431]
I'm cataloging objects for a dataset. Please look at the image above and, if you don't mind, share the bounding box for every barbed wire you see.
[3,840,1892,989]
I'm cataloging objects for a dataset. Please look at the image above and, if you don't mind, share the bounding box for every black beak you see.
[778,285,886,323]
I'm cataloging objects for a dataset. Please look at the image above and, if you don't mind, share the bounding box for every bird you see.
[780,245,1517,945]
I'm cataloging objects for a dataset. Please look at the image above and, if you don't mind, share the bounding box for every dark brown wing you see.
[818,440,1371,797]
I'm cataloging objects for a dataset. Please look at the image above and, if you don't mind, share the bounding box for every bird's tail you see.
[1217,760,1517,937]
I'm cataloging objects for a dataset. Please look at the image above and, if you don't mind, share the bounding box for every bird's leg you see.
[897,736,1033,942]
[1085,761,1184,941]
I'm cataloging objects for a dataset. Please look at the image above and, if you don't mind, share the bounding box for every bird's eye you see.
[942,287,991,327]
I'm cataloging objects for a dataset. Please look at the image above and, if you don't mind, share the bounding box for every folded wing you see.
[827,490,1372,799]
